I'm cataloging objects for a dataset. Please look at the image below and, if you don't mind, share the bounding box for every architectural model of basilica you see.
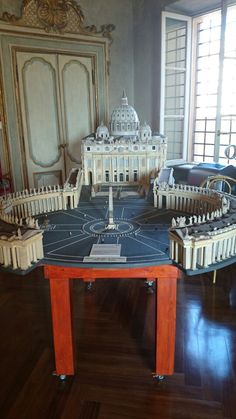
[81,92,167,186]
[2,93,236,276]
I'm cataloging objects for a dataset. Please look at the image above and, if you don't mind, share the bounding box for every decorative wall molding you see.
[22,57,61,167]
[0,0,115,39]
[62,59,92,164]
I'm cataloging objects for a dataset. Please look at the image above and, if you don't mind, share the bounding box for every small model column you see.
[109,186,114,225]
[105,186,116,230]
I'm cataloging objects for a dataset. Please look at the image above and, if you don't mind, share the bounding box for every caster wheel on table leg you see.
[153,374,165,381]
[52,372,67,381]
[85,281,94,292]
[144,280,155,294]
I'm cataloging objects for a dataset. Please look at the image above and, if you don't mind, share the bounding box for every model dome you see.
[96,122,109,140]
[110,91,140,136]
[140,122,152,141]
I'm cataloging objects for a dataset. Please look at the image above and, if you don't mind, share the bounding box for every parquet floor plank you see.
[0,266,236,418]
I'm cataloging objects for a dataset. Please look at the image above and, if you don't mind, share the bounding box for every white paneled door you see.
[16,51,96,188]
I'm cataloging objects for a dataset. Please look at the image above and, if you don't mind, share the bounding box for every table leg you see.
[155,276,177,376]
[49,278,75,376]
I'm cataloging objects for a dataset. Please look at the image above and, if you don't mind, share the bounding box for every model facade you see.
[82,92,167,186]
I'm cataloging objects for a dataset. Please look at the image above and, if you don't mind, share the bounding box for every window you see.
[160,12,191,164]
[105,170,109,182]
[192,4,236,164]
[161,3,236,165]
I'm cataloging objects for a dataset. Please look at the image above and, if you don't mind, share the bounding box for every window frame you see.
[190,3,236,165]
[160,11,192,166]
[161,3,236,166]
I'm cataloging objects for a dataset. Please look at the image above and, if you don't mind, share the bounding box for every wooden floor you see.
[0,266,236,419]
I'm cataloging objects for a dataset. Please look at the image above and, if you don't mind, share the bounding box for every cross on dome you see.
[121,89,128,106]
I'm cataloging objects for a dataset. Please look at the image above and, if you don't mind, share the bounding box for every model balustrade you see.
[154,182,236,271]
[153,182,222,213]
[0,168,83,271]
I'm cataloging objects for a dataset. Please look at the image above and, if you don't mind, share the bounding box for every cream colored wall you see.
[79,0,134,114]
[133,0,162,133]
[79,0,163,129]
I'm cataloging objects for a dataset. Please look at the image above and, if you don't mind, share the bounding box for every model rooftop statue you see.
[82,92,167,186]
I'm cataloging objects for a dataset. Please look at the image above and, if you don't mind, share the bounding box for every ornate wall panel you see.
[60,56,95,165]
[21,56,61,167]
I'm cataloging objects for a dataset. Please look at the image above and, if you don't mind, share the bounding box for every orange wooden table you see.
[44,264,179,379]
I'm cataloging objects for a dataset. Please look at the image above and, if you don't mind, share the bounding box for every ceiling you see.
[164,0,233,16]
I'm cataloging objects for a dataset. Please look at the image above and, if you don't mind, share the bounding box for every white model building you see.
[0,168,84,271]
[82,92,167,186]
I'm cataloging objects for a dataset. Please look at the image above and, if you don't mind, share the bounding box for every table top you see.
[2,186,236,276]
[36,187,236,276]
[38,188,173,269]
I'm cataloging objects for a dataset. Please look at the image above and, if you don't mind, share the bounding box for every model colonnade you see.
[153,181,236,271]
[0,166,236,273]
[0,169,83,270]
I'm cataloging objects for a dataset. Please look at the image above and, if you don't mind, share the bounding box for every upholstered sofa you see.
[172,162,236,190]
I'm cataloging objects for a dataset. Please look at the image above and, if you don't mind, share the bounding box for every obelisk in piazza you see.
[106,186,117,230]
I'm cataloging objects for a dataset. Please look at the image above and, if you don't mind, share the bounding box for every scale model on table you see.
[1,92,235,276]
[1,93,236,380]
